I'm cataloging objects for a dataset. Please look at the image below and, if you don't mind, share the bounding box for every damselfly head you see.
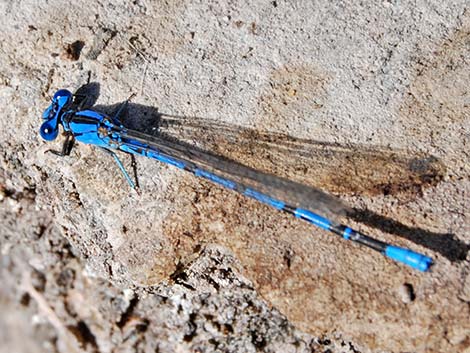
[40,120,60,141]
[40,89,73,141]
[52,89,73,107]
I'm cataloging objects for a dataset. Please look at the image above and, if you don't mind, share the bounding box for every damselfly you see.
[39,89,433,272]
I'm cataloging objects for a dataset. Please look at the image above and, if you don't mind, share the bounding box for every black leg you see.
[130,154,140,190]
[46,134,75,156]
[112,93,136,125]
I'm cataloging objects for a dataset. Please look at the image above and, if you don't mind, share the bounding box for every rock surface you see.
[1,1,469,352]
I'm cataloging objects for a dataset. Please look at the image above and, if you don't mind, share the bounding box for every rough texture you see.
[1,195,358,353]
[1,1,469,352]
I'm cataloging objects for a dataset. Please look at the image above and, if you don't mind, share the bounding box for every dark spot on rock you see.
[33,224,47,239]
[20,293,31,306]
[68,320,98,350]
[68,191,83,207]
[404,283,416,302]
[183,312,198,341]
[250,22,257,35]
[170,267,196,291]
[208,338,219,347]
[343,341,361,353]
[222,323,234,334]
[62,40,85,61]
[242,47,254,59]
[250,330,267,349]
[283,247,294,268]
[118,297,139,328]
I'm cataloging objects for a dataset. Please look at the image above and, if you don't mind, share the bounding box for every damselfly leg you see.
[111,93,136,125]
[45,133,75,156]
[99,147,140,194]
[130,154,140,190]
[107,93,141,193]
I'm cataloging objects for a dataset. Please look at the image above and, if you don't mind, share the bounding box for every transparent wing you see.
[119,128,350,220]
[153,115,446,198]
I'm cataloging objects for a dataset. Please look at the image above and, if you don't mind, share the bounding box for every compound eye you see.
[53,89,73,107]
[40,120,59,141]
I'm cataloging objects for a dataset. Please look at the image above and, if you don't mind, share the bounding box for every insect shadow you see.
[76,82,468,263]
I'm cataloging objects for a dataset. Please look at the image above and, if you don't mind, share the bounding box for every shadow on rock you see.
[72,83,466,263]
